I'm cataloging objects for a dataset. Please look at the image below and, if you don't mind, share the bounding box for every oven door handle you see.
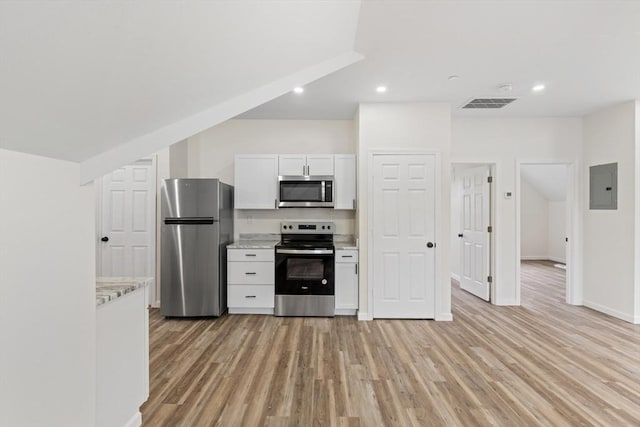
[276,248,334,255]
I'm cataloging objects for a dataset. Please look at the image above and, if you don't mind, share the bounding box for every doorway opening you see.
[95,158,157,305]
[450,163,495,304]
[519,164,568,307]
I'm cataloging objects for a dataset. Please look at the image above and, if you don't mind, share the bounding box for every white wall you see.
[452,117,582,305]
[583,101,638,322]
[520,178,549,259]
[187,119,357,237]
[358,103,452,320]
[548,201,566,263]
[0,149,96,426]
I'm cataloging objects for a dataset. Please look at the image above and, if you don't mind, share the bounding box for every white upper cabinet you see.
[334,154,357,210]
[278,154,307,176]
[278,154,334,176]
[234,155,278,209]
[306,155,334,176]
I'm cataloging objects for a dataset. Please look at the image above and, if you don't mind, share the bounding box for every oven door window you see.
[280,181,323,202]
[286,258,324,280]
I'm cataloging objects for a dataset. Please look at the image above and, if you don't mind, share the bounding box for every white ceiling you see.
[240,0,640,119]
[0,1,361,163]
[3,1,640,172]
[521,164,567,201]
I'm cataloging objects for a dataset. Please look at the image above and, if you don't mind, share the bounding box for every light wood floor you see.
[142,261,640,426]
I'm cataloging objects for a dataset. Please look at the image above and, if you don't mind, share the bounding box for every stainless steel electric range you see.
[274,221,335,317]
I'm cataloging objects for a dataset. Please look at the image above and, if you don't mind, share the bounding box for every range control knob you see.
[328,225,331,229]
[289,225,293,229]
[322,225,325,229]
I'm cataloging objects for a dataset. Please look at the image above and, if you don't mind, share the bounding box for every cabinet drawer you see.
[228,262,274,284]
[336,250,358,263]
[228,285,274,308]
[228,249,274,262]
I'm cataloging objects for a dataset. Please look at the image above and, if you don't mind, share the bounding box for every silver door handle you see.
[341,255,353,258]
[303,165,305,175]
[245,254,257,257]
[301,286,309,290]
[245,272,257,275]
[275,199,278,209]
[355,264,358,274]
[353,199,356,209]
[245,295,256,298]
[276,249,333,255]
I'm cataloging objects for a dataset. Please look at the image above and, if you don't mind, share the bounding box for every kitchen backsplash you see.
[234,208,355,239]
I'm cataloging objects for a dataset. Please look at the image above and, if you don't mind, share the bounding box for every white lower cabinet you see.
[227,248,274,314]
[335,249,359,315]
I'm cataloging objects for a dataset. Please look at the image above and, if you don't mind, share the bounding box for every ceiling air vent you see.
[461,98,517,109]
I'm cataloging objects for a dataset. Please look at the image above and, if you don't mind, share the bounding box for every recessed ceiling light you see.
[376,86,387,93]
[532,84,545,92]
[293,87,304,94]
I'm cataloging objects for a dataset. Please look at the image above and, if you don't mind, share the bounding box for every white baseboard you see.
[124,411,142,427]
[435,312,453,321]
[450,273,460,282]
[357,311,372,321]
[335,308,357,316]
[494,298,519,306]
[583,300,636,323]
[228,308,274,315]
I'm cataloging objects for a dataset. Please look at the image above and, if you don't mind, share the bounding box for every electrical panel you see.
[589,162,617,210]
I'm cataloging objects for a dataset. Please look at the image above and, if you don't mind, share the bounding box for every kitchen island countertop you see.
[96,277,152,306]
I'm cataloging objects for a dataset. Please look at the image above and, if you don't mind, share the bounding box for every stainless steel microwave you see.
[278,176,334,208]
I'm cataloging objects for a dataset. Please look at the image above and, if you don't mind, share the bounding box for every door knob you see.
[458,234,463,238]
[101,236,109,242]
[426,242,435,248]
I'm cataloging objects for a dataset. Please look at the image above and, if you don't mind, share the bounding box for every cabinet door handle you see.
[245,272,257,275]
[355,264,358,274]
[245,254,257,257]
[341,255,353,258]
[274,199,277,209]
[353,199,356,209]
[245,295,256,298]
[307,165,310,175]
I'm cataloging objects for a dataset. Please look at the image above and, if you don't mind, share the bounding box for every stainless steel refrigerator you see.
[160,179,233,317]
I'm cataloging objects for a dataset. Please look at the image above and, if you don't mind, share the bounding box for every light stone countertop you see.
[96,277,152,306]
[334,234,358,250]
[227,240,280,249]
[227,233,280,249]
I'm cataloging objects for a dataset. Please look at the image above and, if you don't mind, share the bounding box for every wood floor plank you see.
[141,260,640,426]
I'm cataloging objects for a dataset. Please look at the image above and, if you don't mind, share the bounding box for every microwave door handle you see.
[321,180,325,202]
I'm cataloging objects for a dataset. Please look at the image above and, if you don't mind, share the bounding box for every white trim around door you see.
[515,159,582,306]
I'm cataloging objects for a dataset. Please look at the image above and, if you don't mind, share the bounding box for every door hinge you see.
[487,275,493,283]
[487,226,493,233]
[487,176,493,183]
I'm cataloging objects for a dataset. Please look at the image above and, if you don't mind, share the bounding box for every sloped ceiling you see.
[0,1,362,181]
[241,0,640,119]
[521,164,567,201]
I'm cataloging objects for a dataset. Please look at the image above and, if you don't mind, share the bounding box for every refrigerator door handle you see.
[164,217,215,225]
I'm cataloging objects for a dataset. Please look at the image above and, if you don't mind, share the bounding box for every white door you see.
[372,154,436,318]
[99,160,155,283]
[459,166,491,301]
